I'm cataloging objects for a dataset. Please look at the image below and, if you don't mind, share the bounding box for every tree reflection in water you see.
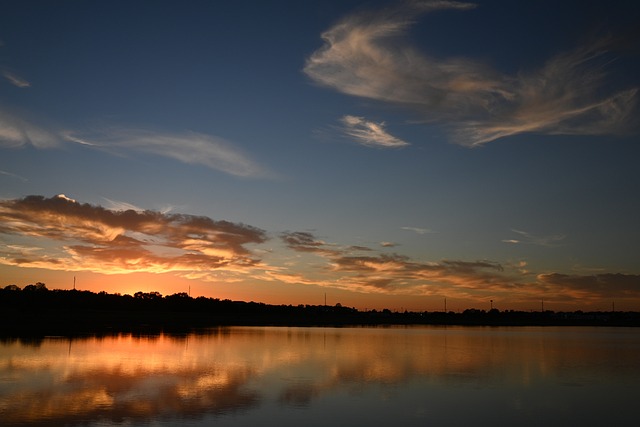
[1,326,639,426]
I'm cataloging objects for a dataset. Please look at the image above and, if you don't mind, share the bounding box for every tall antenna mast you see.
[73,276,76,290]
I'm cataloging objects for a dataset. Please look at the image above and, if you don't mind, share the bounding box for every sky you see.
[1,0,639,312]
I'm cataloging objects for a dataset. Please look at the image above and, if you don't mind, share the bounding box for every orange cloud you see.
[0,195,267,276]
[279,230,640,304]
[280,231,513,296]
[2,196,639,307]
[537,273,640,302]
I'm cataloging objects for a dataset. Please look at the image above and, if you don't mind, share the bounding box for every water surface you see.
[1,326,638,426]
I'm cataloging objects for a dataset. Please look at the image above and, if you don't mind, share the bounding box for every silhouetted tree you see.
[23,282,48,292]
[167,292,190,299]
[134,291,162,300]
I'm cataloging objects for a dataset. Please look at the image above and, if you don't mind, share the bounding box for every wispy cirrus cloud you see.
[339,115,409,148]
[401,226,433,235]
[101,197,144,212]
[0,194,268,276]
[0,109,60,148]
[1,41,30,88]
[503,229,566,247]
[63,132,97,146]
[2,69,30,88]
[0,106,271,177]
[64,128,272,178]
[304,0,638,146]
[380,241,398,248]
[0,169,28,182]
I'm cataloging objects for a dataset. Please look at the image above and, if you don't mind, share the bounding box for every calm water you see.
[1,326,639,426]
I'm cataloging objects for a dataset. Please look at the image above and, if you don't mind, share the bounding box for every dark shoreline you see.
[2,287,639,336]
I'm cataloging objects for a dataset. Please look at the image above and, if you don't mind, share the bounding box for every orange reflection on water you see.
[0,331,260,425]
[1,326,639,425]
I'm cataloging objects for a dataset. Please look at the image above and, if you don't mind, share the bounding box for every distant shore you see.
[1,287,639,336]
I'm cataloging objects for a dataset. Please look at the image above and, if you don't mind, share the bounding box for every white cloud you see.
[0,105,272,178]
[55,193,76,203]
[0,169,28,182]
[304,1,638,146]
[65,129,272,178]
[0,109,60,148]
[508,229,565,247]
[340,115,409,148]
[63,132,97,146]
[2,69,30,88]
[102,197,144,212]
[401,226,433,235]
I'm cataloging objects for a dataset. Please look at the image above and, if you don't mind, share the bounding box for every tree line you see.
[1,283,639,335]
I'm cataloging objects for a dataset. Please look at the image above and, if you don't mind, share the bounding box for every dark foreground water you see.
[1,326,639,426]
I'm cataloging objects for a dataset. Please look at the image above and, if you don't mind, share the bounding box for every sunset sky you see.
[1,0,639,312]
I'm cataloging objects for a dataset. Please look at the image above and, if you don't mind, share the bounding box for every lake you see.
[1,326,638,426]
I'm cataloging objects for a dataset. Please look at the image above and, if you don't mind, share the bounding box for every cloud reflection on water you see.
[0,327,638,425]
